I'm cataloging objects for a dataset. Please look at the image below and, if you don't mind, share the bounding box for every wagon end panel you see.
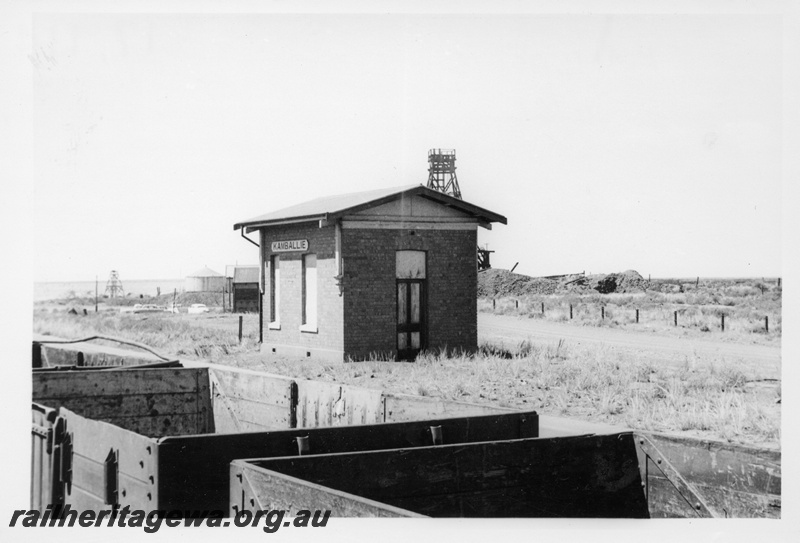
[245,433,649,518]
[56,407,159,512]
[230,460,422,518]
[33,368,212,437]
[636,432,781,518]
[31,403,58,510]
[208,367,295,432]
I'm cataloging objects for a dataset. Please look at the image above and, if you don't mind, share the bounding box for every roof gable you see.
[234,185,506,231]
[349,194,472,220]
[233,266,260,283]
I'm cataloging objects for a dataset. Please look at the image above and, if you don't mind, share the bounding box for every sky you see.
[12,2,797,283]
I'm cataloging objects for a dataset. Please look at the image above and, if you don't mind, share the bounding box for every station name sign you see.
[271,239,309,252]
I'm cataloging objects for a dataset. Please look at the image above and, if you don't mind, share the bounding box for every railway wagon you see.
[31,351,537,513]
[31,338,781,518]
[32,334,179,369]
[231,431,781,519]
[231,432,651,518]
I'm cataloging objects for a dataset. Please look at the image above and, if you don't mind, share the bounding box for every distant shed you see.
[185,266,225,292]
[232,266,260,313]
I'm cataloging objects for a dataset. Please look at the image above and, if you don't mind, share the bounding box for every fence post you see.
[492,299,496,311]
[601,306,605,320]
[674,311,677,327]
[238,315,243,343]
[515,299,519,310]
[765,316,769,333]
[570,304,573,319]
[721,314,725,332]
[541,302,544,314]
[635,309,639,323]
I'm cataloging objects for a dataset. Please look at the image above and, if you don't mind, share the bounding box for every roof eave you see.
[235,214,329,233]
[233,184,508,231]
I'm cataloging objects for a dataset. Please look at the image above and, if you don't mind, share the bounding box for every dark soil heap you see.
[478,268,649,298]
[477,269,559,297]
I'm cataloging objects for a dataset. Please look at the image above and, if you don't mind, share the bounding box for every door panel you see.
[397,283,407,324]
[410,283,420,324]
[397,280,426,361]
[397,333,408,351]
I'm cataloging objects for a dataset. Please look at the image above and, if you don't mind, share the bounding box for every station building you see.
[233,184,506,361]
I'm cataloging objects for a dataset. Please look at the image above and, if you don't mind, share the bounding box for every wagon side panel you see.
[383,394,513,422]
[230,460,421,518]
[296,380,384,428]
[58,407,159,512]
[244,433,648,518]
[35,341,162,368]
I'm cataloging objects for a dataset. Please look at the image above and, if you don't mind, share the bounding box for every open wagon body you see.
[231,431,780,518]
[231,432,651,518]
[31,340,538,513]
[31,337,781,518]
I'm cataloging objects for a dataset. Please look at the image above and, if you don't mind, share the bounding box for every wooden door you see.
[397,279,426,361]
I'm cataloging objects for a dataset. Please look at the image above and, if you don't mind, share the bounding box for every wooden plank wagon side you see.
[156,408,538,512]
[230,432,651,518]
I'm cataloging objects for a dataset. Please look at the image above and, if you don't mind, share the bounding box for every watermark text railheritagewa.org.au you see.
[9,505,331,533]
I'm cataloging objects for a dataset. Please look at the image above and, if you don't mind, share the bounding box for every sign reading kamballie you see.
[271,239,309,252]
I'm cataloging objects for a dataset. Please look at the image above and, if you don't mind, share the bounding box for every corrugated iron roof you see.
[233,266,260,284]
[233,184,507,231]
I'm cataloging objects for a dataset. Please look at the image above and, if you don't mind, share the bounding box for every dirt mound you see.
[477,269,558,297]
[478,269,649,297]
[595,270,649,293]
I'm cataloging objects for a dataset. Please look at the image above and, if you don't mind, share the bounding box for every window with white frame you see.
[269,255,280,327]
[301,254,317,331]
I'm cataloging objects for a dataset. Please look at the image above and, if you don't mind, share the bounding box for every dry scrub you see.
[481,289,781,346]
[33,306,780,449]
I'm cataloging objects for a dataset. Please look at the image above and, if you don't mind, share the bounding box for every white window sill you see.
[268,322,281,330]
[299,324,318,333]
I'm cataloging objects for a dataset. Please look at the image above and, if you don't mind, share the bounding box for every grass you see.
[33,302,781,449]
[481,286,781,346]
[33,307,261,361]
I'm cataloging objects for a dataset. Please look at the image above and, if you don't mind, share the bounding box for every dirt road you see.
[478,313,781,378]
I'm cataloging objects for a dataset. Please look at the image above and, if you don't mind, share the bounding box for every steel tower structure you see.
[104,270,125,298]
[426,149,462,199]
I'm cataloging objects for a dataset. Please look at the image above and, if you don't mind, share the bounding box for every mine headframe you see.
[427,149,462,199]
[426,149,493,270]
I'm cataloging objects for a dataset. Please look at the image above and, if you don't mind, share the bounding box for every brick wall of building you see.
[341,227,478,360]
[260,223,344,359]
